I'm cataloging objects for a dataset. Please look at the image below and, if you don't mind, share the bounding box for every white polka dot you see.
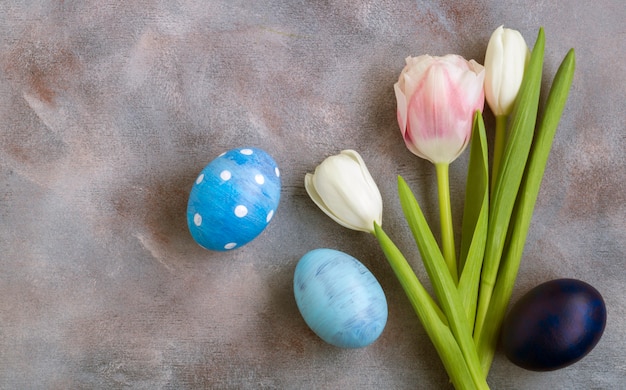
[275,167,280,177]
[220,170,232,181]
[224,242,237,250]
[234,205,248,218]
[195,174,204,184]
[240,149,253,155]
[255,174,265,185]
[193,213,202,226]
[266,210,274,223]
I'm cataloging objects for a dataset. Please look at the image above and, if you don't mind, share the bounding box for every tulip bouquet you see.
[305,26,575,389]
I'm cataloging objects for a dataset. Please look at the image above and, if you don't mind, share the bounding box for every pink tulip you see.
[394,55,485,164]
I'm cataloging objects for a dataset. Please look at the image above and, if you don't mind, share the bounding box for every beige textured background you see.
[1,1,624,388]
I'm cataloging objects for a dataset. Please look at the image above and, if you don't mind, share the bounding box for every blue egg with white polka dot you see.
[187,147,281,251]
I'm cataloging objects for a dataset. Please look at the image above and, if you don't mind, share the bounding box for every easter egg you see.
[501,278,606,371]
[187,147,281,251]
[293,248,388,348]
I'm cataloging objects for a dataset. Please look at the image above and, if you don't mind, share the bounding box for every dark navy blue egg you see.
[293,248,388,349]
[501,278,606,371]
[187,147,281,251]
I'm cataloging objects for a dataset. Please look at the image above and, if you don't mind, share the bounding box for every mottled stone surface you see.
[1,1,624,388]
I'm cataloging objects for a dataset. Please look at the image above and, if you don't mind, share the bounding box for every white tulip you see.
[305,150,383,233]
[484,26,530,116]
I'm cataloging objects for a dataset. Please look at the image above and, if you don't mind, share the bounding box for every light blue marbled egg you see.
[293,248,388,348]
[187,147,281,251]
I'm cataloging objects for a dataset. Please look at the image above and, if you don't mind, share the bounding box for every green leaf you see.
[475,48,576,374]
[373,223,477,390]
[373,222,447,325]
[458,112,489,329]
[398,177,488,389]
[474,27,545,341]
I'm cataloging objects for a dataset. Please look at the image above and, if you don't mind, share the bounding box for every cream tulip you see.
[484,26,530,116]
[305,150,383,233]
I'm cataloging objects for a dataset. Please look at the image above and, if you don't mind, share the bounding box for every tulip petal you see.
[394,83,408,135]
[306,171,363,231]
[342,150,384,225]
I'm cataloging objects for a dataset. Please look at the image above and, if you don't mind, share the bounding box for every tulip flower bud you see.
[484,26,530,116]
[394,54,485,164]
[305,150,383,233]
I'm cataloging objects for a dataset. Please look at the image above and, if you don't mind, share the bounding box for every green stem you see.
[491,115,508,193]
[435,163,458,284]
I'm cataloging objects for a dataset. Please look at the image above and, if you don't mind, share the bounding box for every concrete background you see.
[1,1,624,388]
